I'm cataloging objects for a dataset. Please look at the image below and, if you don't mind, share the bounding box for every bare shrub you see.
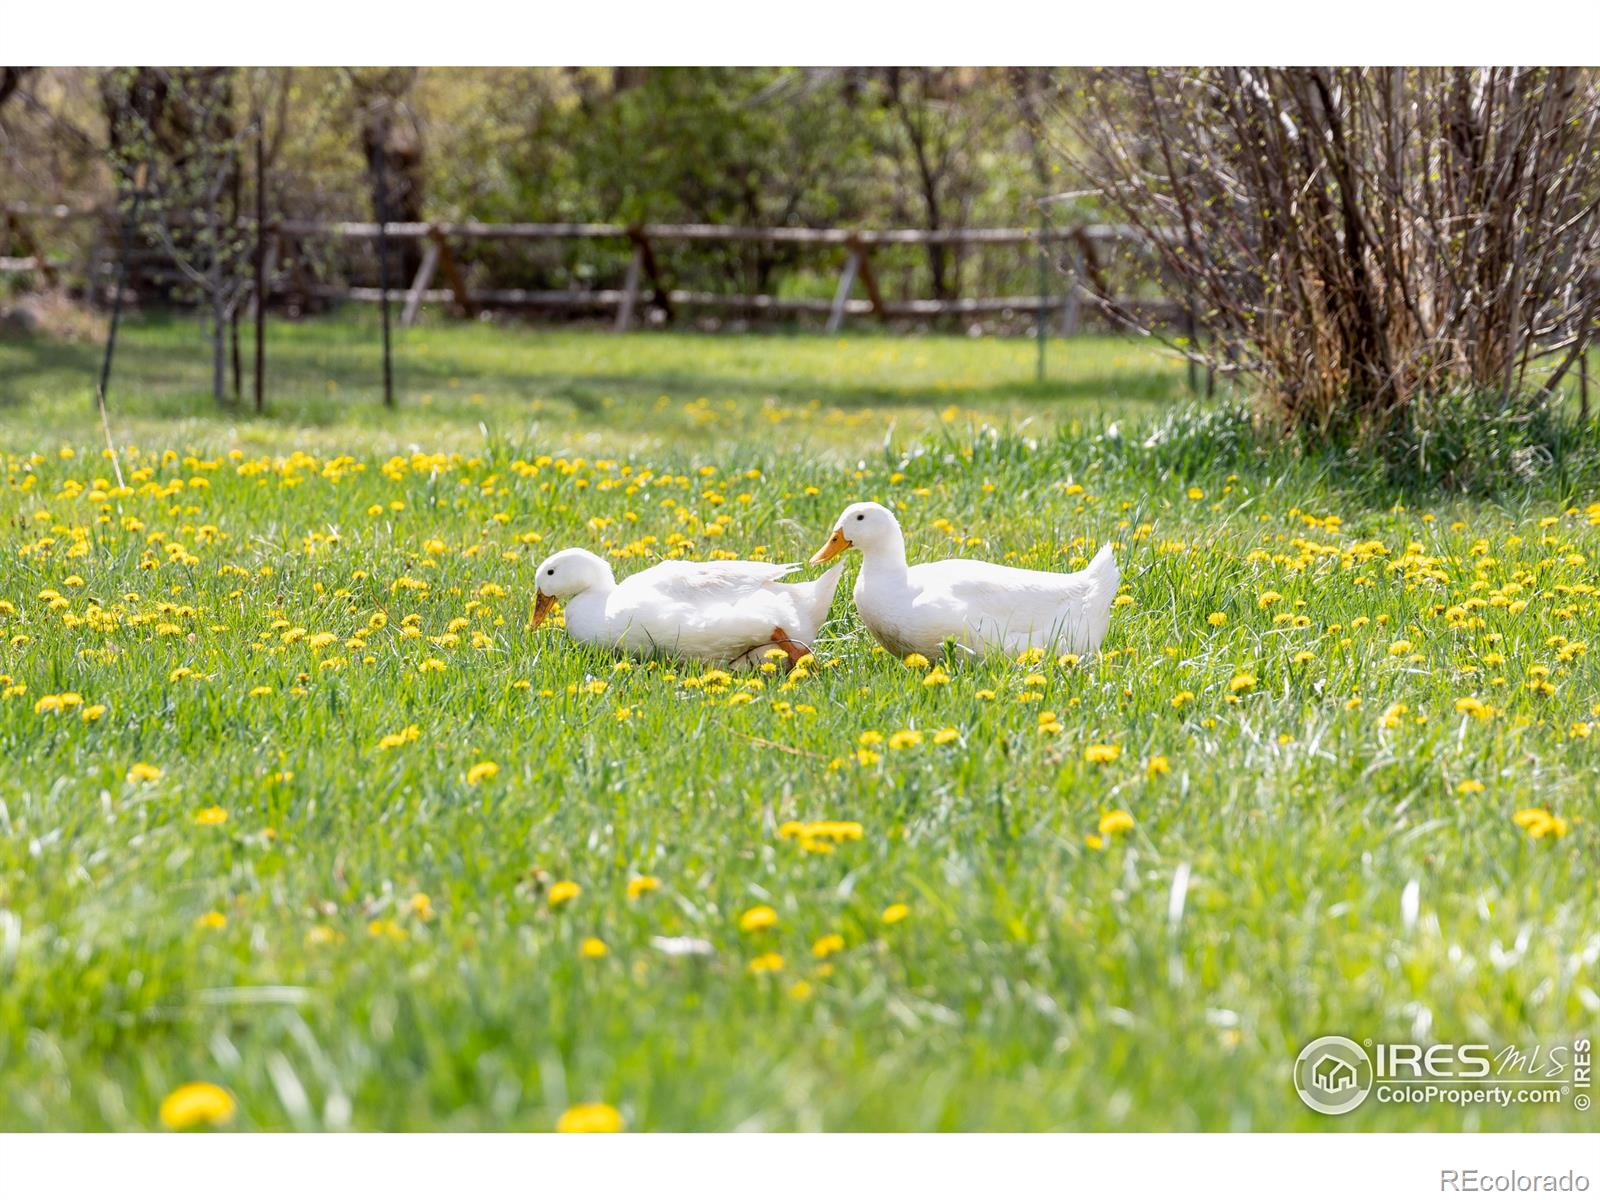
[1063,68,1600,440]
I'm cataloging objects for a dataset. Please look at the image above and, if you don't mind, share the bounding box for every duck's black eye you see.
[856,513,865,521]
[546,568,555,576]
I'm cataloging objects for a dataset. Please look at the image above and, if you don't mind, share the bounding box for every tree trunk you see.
[353,69,425,282]
[211,308,226,405]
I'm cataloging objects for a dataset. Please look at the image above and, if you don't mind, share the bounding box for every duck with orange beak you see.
[811,501,1120,661]
[531,547,844,667]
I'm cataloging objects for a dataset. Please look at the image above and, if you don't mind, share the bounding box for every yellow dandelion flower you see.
[465,760,499,785]
[408,893,435,921]
[1207,612,1227,627]
[126,762,163,784]
[739,904,778,933]
[1146,755,1171,778]
[881,902,910,925]
[626,875,660,900]
[194,806,227,826]
[748,952,785,974]
[903,653,930,670]
[580,937,609,959]
[933,727,960,745]
[195,911,227,930]
[1457,780,1485,795]
[1083,743,1121,764]
[1513,808,1569,840]
[548,880,582,907]
[159,1082,236,1131]
[888,729,923,750]
[812,933,845,958]
[556,1102,624,1134]
[1098,809,1136,836]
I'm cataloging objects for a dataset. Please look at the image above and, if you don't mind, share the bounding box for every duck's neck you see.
[564,580,617,641]
[859,533,909,587]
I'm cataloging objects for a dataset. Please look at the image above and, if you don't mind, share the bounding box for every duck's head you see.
[810,501,901,563]
[531,548,614,628]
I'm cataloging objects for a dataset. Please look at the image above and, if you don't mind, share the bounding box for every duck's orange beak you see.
[531,591,557,630]
[809,528,853,564]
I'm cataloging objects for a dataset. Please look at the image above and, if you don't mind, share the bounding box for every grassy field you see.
[0,312,1188,456]
[0,316,1594,1132]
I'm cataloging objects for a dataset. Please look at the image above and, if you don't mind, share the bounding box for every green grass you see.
[0,311,1188,457]
[0,317,1594,1132]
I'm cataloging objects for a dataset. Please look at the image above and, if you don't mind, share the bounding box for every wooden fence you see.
[2,203,1180,333]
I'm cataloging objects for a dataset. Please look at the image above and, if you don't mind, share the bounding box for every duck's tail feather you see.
[1086,542,1119,591]
[804,561,847,635]
[1077,543,1120,653]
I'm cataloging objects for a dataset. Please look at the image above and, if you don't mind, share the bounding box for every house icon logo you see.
[1294,1036,1374,1115]
[1312,1054,1357,1092]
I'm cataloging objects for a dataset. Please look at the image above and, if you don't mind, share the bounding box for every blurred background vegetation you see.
[1,67,1072,312]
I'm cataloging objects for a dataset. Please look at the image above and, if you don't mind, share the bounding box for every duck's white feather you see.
[624,560,800,603]
[561,557,842,665]
[830,503,1119,660]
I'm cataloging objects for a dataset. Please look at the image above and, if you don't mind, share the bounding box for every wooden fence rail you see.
[2,204,1175,333]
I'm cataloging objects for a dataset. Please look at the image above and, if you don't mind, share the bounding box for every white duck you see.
[531,548,845,667]
[810,502,1120,661]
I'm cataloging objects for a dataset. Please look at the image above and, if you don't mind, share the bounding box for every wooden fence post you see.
[428,224,476,319]
[1060,241,1082,336]
[628,226,671,324]
[401,234,441,327]
[251,230,279,320]
[824,249,860,334]
[850,234,888,324]
[615,239,644,332]
[7,213,57,288]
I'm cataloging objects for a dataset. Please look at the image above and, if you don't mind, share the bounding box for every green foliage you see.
[1368,389,1599,497]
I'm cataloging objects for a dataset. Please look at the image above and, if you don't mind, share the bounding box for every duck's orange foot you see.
[770,626,809,667]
